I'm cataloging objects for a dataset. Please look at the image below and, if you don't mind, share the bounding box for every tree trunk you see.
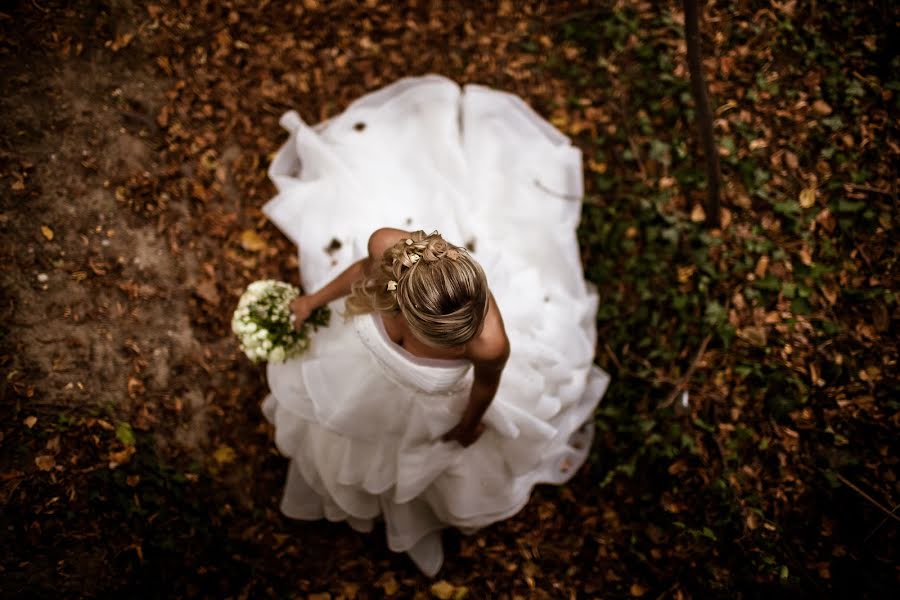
[683,0,721,228]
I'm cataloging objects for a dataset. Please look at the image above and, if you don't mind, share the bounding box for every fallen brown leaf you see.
[737,326,768,347]
[213,444,236,465]
[240,229,267,252]
[376,572,398,596]
[812,100,833,115]
[195,279,220,305]
[35,455,56,471]
[430,581,456,600]
[109,446,136,469]
[690,204,706,222]
[799,187,816,208]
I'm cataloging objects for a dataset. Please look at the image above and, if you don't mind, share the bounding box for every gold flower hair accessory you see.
[445,249,459,261]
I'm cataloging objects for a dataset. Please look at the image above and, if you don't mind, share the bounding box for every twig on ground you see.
[547,8,603,25]
[626,134,648,183]
[854,243,874,270]
[616,103,648,182]
[623,349,677,385]
[844,183,894,196]
[654,581,679,600]
[835,473,900,524]
[603,342,623,372]
[611,88,649,183]
[659,333,712,409]
[864,503,900,543]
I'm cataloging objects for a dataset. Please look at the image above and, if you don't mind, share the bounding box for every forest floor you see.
[1,1,897,598]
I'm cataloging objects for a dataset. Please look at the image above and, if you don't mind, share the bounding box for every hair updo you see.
[345,230,489,348]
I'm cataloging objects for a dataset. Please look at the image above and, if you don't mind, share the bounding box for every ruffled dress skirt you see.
[260,75,609,575]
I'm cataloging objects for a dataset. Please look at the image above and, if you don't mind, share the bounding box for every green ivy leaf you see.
[116,422,136,447]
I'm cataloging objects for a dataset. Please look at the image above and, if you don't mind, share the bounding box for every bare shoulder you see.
[466,294,510,368]
[367,227,412,259]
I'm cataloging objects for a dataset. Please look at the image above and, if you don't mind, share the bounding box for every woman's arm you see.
[290,227,410,324]
[304,258,367,309]
[289,257,366,325]
[443,295,510,447]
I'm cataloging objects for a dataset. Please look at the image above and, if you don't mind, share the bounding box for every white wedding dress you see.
[260,75,609,575]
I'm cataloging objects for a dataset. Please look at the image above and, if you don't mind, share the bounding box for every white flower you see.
[386,280,397,291]
[233,279,324,363]
[409,253,420,263]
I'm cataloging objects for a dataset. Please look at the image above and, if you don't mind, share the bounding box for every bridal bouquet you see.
[232,280,330,364]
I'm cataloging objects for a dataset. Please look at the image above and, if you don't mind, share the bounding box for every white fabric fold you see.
[261,75,609,574]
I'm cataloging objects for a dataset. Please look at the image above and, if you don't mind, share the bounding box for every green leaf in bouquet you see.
[307,305,332,329]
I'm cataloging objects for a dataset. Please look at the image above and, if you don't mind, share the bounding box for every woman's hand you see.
[442,306,508,449]
[442,421,485,447]
[289,295,318,330]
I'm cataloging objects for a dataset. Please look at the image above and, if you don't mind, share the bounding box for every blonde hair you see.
[345,230,489,348]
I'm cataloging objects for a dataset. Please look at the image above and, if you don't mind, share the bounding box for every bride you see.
[260,75,609,575]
